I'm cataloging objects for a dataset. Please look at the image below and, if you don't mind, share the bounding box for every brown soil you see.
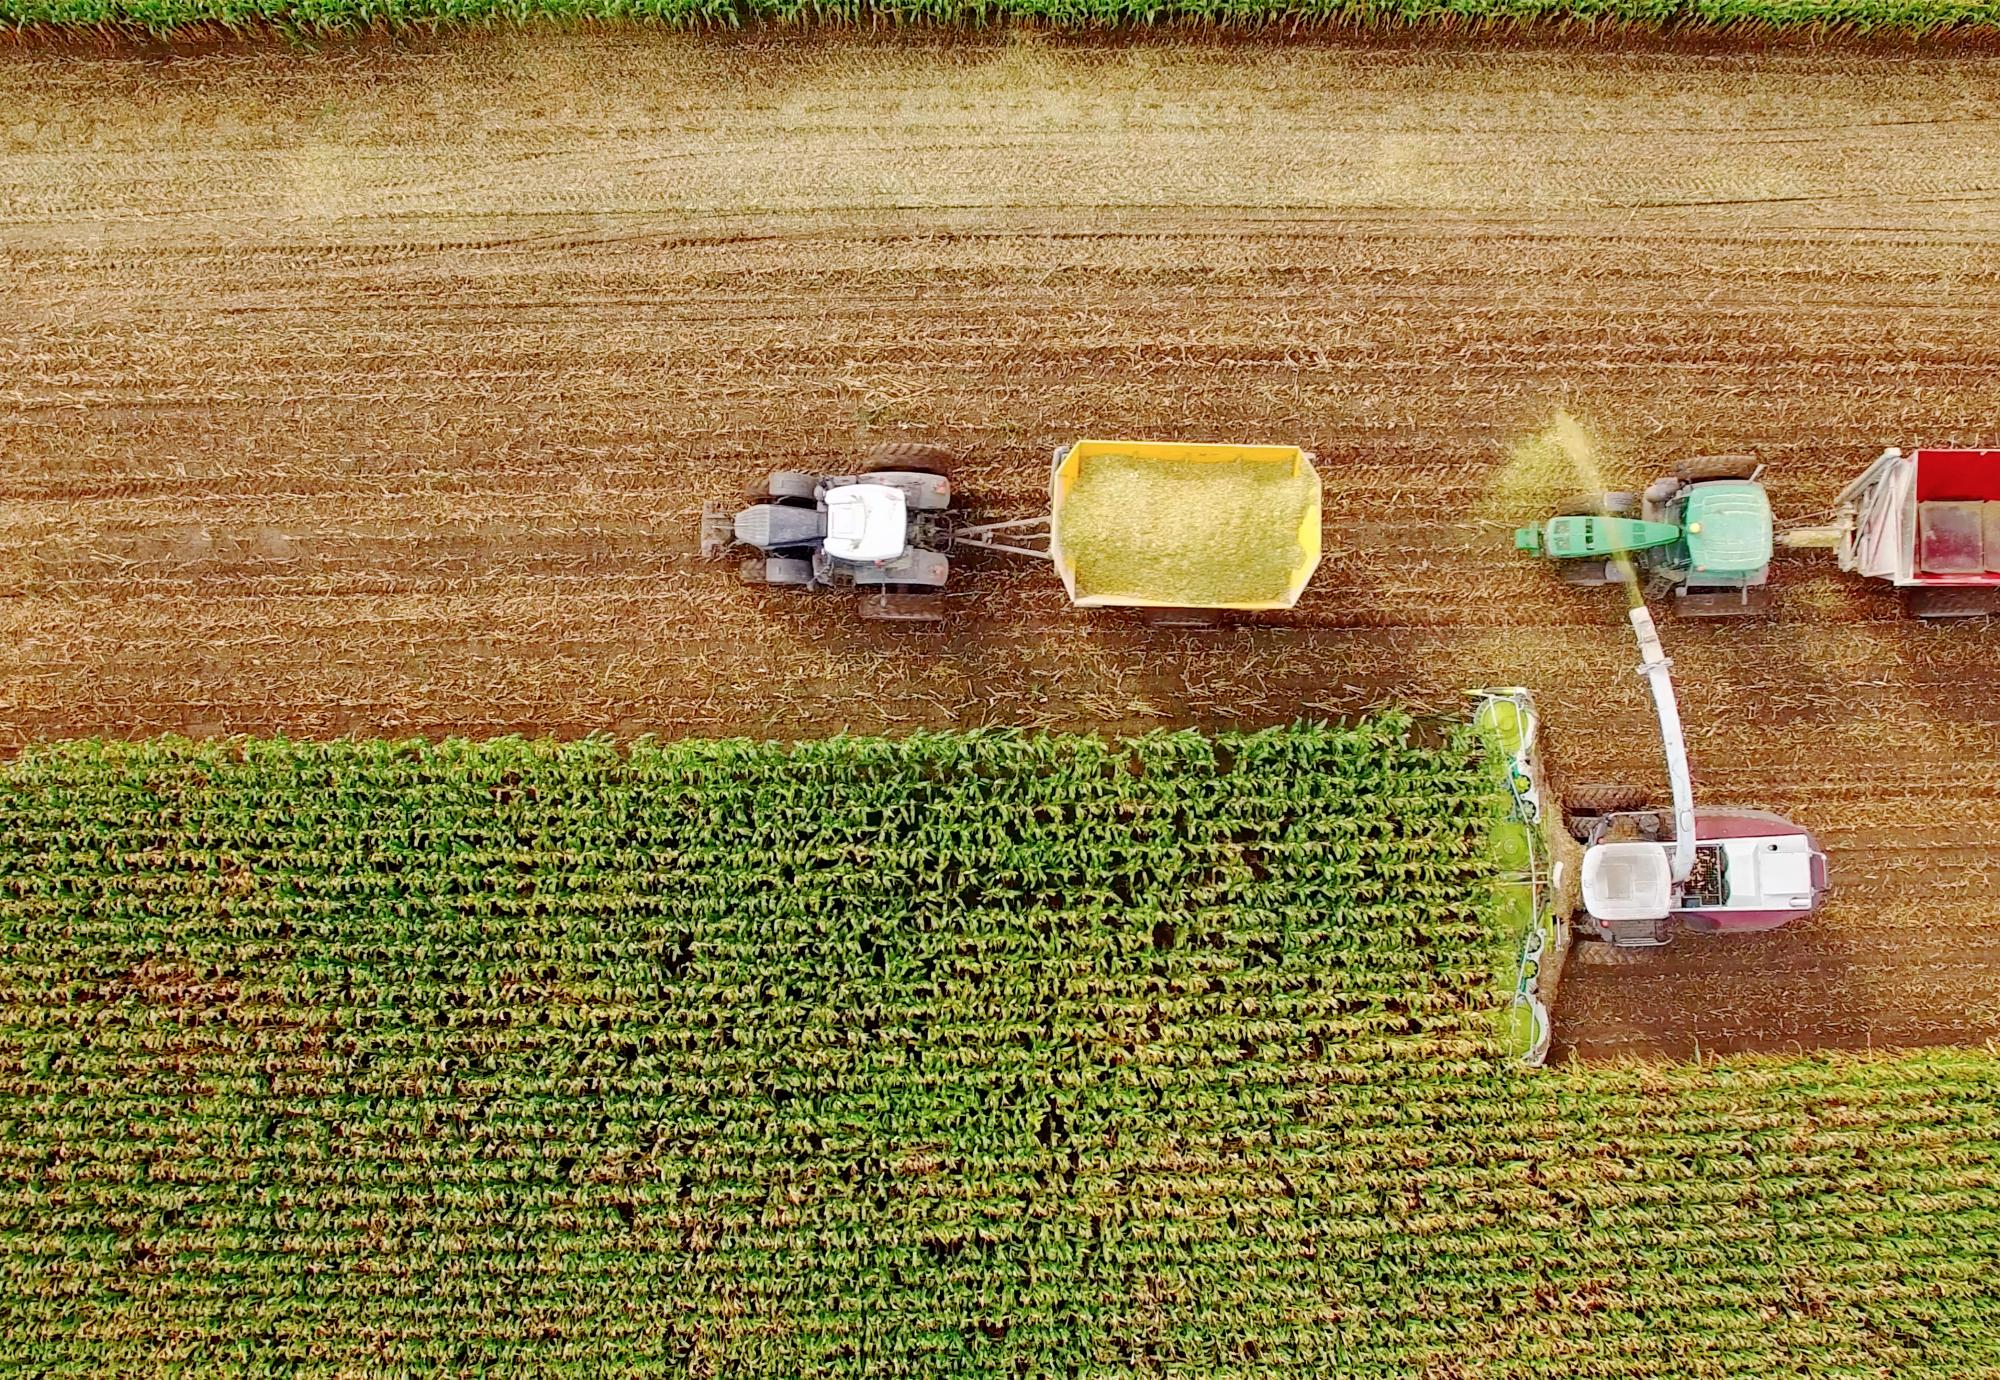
[3,35,1999,1063]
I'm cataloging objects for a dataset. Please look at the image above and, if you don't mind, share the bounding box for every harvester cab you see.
[1515,456,1776,616]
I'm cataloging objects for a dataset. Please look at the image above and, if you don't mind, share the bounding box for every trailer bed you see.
[1049,440,1322,610]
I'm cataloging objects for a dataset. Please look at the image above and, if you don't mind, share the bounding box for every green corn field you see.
[0,722,1992,1376]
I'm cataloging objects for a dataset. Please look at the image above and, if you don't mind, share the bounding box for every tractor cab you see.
[1517,481,1771,580]
[729,480,924,565]
[1667,481,1772,583]
[821,484,909,563]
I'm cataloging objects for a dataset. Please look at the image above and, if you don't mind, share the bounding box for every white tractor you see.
[699,444,960,622]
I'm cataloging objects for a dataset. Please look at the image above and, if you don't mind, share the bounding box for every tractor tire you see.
[858,589,948,623]
[742,556,813,586]
[767,470,818,504]
[1675,454,1759,483]
[1601,491,1637,515]
[1555,493,1609,517]
[1557,559,1615,587]
[1906,586,1997,620]
[865,443,954,478]
[762,557,814,587]
[1565,783,1652,817]
[1675,585,1775,618]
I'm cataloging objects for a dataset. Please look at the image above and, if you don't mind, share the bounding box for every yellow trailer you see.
[957,439,1323,616]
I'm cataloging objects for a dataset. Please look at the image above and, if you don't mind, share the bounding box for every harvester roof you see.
[1682,481,1773,575]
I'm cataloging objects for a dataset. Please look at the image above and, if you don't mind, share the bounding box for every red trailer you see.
[1785,447,2000,617]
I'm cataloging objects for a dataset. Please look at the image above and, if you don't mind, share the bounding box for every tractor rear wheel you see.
[865,443,954,478]
[1907,586,1997,619]
[1565,783,1652,818]
[1675,454,1759,483]
[858,589,948,623]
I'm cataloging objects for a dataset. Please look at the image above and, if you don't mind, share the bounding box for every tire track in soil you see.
[3,34,1999,1062]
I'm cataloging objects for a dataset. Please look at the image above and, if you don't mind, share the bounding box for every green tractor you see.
[1514,455,1775,616]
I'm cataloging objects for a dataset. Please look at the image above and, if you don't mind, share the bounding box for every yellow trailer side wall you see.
[1050,440,1322,609]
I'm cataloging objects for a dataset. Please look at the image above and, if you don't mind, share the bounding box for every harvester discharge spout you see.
[1627,603,1698,885]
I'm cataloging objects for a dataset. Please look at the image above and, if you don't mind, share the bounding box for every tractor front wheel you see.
[858,588,948,623]
[1675,454,1759,483]
[767,470,818,504]
[1675,586,1775,618]
[865,443,954,478]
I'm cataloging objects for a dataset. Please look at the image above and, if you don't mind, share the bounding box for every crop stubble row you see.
[3,37,2000,1059]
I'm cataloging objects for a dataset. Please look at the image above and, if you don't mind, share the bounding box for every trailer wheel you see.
[1564,783,1652,818]
[858,589,948,623]
[865,443,954,479]
[1675,454,1759,483]
[1137,607,1220,629]
[1907,586,1998,619]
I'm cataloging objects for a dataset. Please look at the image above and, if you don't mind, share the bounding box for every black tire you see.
[858,588,947,623]
[767,470,818,503]
[1675,585,1775,618]
[1907,586,1997,620]
[865,443,954,479]
[1565,783,1652,817]
[1137,607,1220,629]
[762,557,814,587]
[1675,454,1759,483]
[1554,493,1610,517]
[1558,559,1614,587]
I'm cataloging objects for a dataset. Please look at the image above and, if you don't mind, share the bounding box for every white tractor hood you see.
[822,483,909,563]
[1581,841,1675,922]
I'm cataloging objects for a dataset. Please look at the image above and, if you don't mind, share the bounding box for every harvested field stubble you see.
[6,0,2000,35]
[3,37,2000,1060]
